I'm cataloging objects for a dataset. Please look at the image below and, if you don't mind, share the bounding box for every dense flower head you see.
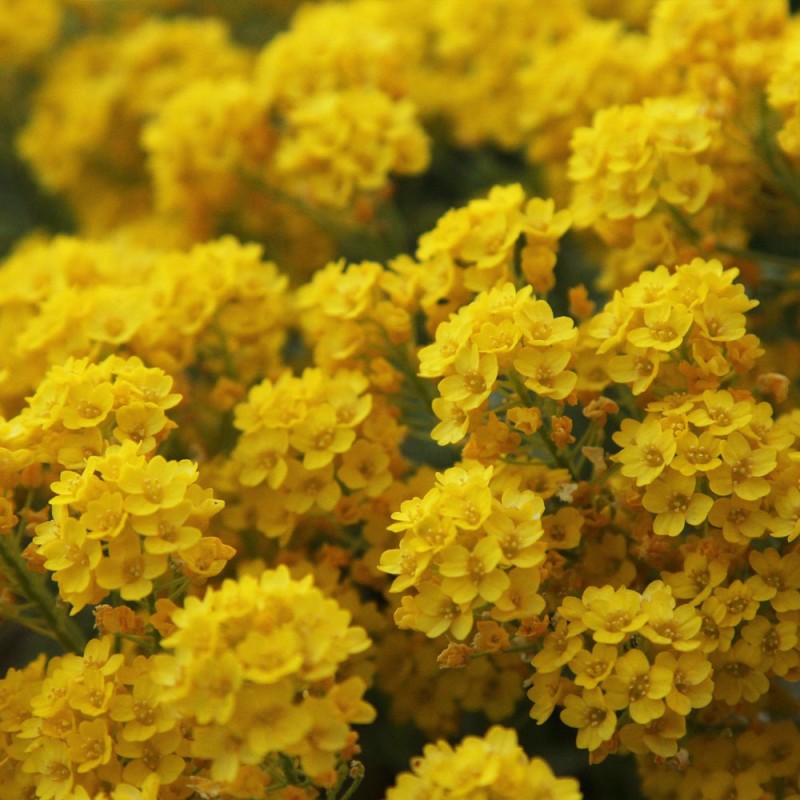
[569,96,720,231]
[0,0,62,69]
[154,566,373,786]
[0,236,292,411]
[17,17,250,233]
[385,725,582,800]
[0,568,373,798]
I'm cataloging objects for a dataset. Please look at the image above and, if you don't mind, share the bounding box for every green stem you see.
[663,203,701,244]
[339,767,365,800]
[507,373,578,480]
[471,642,537,659]
[755,104,800,210]
[396,344,437,408]
[569,421,601,477]
[0,534,87,654]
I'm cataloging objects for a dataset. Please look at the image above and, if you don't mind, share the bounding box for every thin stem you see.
[663,204,701,244]
[339,766,365,800]
[506,373,578,480]
[0,533,87,654]
[755,105,800,210]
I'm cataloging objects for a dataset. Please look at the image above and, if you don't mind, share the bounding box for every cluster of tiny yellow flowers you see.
[0,0,61,69]
[0,567,372,799]
[151,567,374,791]
[5,1,800,799]
[0,236,291,409]
[569,97,719,238]
[384,725,582,800]
[225,367,402,543]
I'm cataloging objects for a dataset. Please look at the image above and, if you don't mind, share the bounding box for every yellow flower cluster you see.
[0,353,231,613]
[569,97,719,233]
[420,280,577,445]
[639,720,800,800]
[153,566,373,789]
[0,638,175,800]
[385,725,582,800]
[18,18,249,233]
[227,366,403,543]
[415,184,572,297]
[0,566,371,798]
[590,257,760,395]
[768,33,800,158]
[382,461,548,640]
[139,0,430,240]
[0,236,291,410]
[379,240,800,769]
[0,0,61,69]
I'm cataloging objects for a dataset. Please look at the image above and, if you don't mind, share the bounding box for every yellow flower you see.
[707,432,776,501]
[608,347,663,395]
[603,649,672,723]
[711,640,770,705]
[109,674,176,743]
[560,688,617,752]
[514,345,576,400]
[642,472,713,536]
[289,405,356,470]
[687,390,753,436]
[626,302,693,352]
[578,585,649,645]
[337,438,392,497]
[438,346,498,411]
[748,549,800,613]
[653,650,713,715]
[229,681,312,757]
[714,579,760,627]
[80,491,127,540]
[528,671,569,725]
[95,531,167,601]
[233,428,289,488]
[36,516,102,597]
[117,455,198,516]
[112,402,168,454]
[116,729,184,786]
[59,383,115,431]
[740,615,799,676]
[491,567,545,621]
[531,619,584,673]
[515,299,577,348]
[21,738,73,799]
[671,430,721,476]
[66,718,113,773]
[431,398,472,445]
[438,536,510,604]
[614,416,676,486]
[379,545,432,592]
[283,459,341,514]
[617,708,686,758]
[178,536,236,578]
[131,502,202,555]
[541,507,584,549]
[569,643,618,690]
[485,506,544,567]
[770,486,800,542]
[708,496,769,544]
[658,155,714,214]
[413,583,474,640]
